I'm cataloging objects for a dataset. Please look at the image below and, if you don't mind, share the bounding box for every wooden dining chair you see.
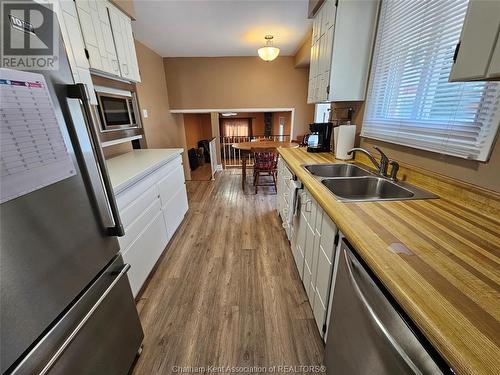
[251,147,279,194]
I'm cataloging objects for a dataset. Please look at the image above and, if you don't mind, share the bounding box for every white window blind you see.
[362,0,500,161]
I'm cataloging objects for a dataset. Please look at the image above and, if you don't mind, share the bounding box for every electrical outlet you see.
[142,109,148,118]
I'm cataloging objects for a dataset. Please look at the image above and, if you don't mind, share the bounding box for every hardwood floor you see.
[132,170,324,374]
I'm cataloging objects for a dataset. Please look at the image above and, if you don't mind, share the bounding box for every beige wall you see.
[102,142,133,159]
[163,56,315,138]
[134,40,190,179]
[360,137,500,193]
[331,101,500,192]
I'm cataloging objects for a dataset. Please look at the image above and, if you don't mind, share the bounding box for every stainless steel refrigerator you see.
[0,1,143,374]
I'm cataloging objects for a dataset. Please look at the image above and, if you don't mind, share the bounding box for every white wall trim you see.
[170,108,294,113]
[170,108,296,139]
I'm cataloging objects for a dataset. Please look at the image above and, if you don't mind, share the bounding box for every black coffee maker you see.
[305,122,334,153]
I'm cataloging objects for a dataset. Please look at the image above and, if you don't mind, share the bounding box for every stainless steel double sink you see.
[303,164,438,202]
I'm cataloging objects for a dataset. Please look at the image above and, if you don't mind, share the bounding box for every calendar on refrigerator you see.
[0,68,76,204]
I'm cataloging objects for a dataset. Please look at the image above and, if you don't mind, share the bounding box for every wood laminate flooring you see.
[189,163,213,181]
[132,170,324,375]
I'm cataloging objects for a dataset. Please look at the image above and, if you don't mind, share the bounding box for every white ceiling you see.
[132,0,312,57]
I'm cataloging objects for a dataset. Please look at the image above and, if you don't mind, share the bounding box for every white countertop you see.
[106,149,183,194]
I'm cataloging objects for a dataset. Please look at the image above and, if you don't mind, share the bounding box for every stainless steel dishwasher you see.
[325,239,452,374]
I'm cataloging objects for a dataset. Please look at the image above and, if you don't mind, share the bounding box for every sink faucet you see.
[389,160,400,182]
[347,147,390,177]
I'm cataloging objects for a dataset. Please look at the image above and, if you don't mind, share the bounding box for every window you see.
[362,0,500,161]
[223,118,249,137]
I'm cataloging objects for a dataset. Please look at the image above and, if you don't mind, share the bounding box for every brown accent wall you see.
[163,56,314,138]
[331,101,500,192]
[183,113,212,150]
[294,32,311,68]
[109,0,135,19]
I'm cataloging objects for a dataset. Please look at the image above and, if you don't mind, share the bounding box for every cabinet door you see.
[108,4,140,81]
[123,17,141,82]
[312,11,320,43]
[97,0,120,75]
[74,0,102,71]
[75,0,119,76]
[328,0,378,101]
[162,185,188,239]
[323,0,336,30]
[108,4,129,79]
[449,0,500,81]
[294,191,308,279]
[122,210,169,297]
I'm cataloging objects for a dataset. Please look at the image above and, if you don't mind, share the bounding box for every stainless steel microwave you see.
[94,86,140,132]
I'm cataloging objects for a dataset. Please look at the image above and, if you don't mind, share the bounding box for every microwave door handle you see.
[66,83,125,237]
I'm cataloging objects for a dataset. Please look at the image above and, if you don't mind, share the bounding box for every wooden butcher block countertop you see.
[278,147,500,375]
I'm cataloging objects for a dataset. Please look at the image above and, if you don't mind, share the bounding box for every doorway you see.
[219,111,292,168]
[183,113,213,181]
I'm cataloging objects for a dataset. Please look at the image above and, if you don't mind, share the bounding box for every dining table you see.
[232,140,299,190]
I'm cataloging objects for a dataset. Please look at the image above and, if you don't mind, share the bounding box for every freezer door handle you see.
[67,83,125,237]
[38,263,131,375]
[344,250,422,374]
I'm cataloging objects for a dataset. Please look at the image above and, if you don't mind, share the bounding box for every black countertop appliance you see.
[306,122,334,153]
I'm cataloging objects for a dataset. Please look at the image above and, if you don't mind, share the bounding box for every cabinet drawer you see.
[118,198,162,251]
[158,164,185,206]
[162,184,188,237]
[119,184,159,228]
[115,157,181,210]
[320,214,337,262]
[122,211,169,296]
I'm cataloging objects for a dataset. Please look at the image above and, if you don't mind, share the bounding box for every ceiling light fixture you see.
[258,35,280,62]
[221,112,238,117]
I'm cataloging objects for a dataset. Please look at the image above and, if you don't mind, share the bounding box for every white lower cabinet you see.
[115,155,188,297]
[163,185,189,238]
[277,160,339,338]
[122,210,169,297]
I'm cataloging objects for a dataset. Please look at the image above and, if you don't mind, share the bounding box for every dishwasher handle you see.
[344,250,423,374]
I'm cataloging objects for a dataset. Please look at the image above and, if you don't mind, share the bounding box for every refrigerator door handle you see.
[38,263,131,375]
[67,83,125,237]
[343,250,422,374]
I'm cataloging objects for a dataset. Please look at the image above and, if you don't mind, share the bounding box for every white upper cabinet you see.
[307,0,379,103]
[108,3,141,82]
[449,0,500,81]
[36,0,97,104]
[75,0,141,82]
